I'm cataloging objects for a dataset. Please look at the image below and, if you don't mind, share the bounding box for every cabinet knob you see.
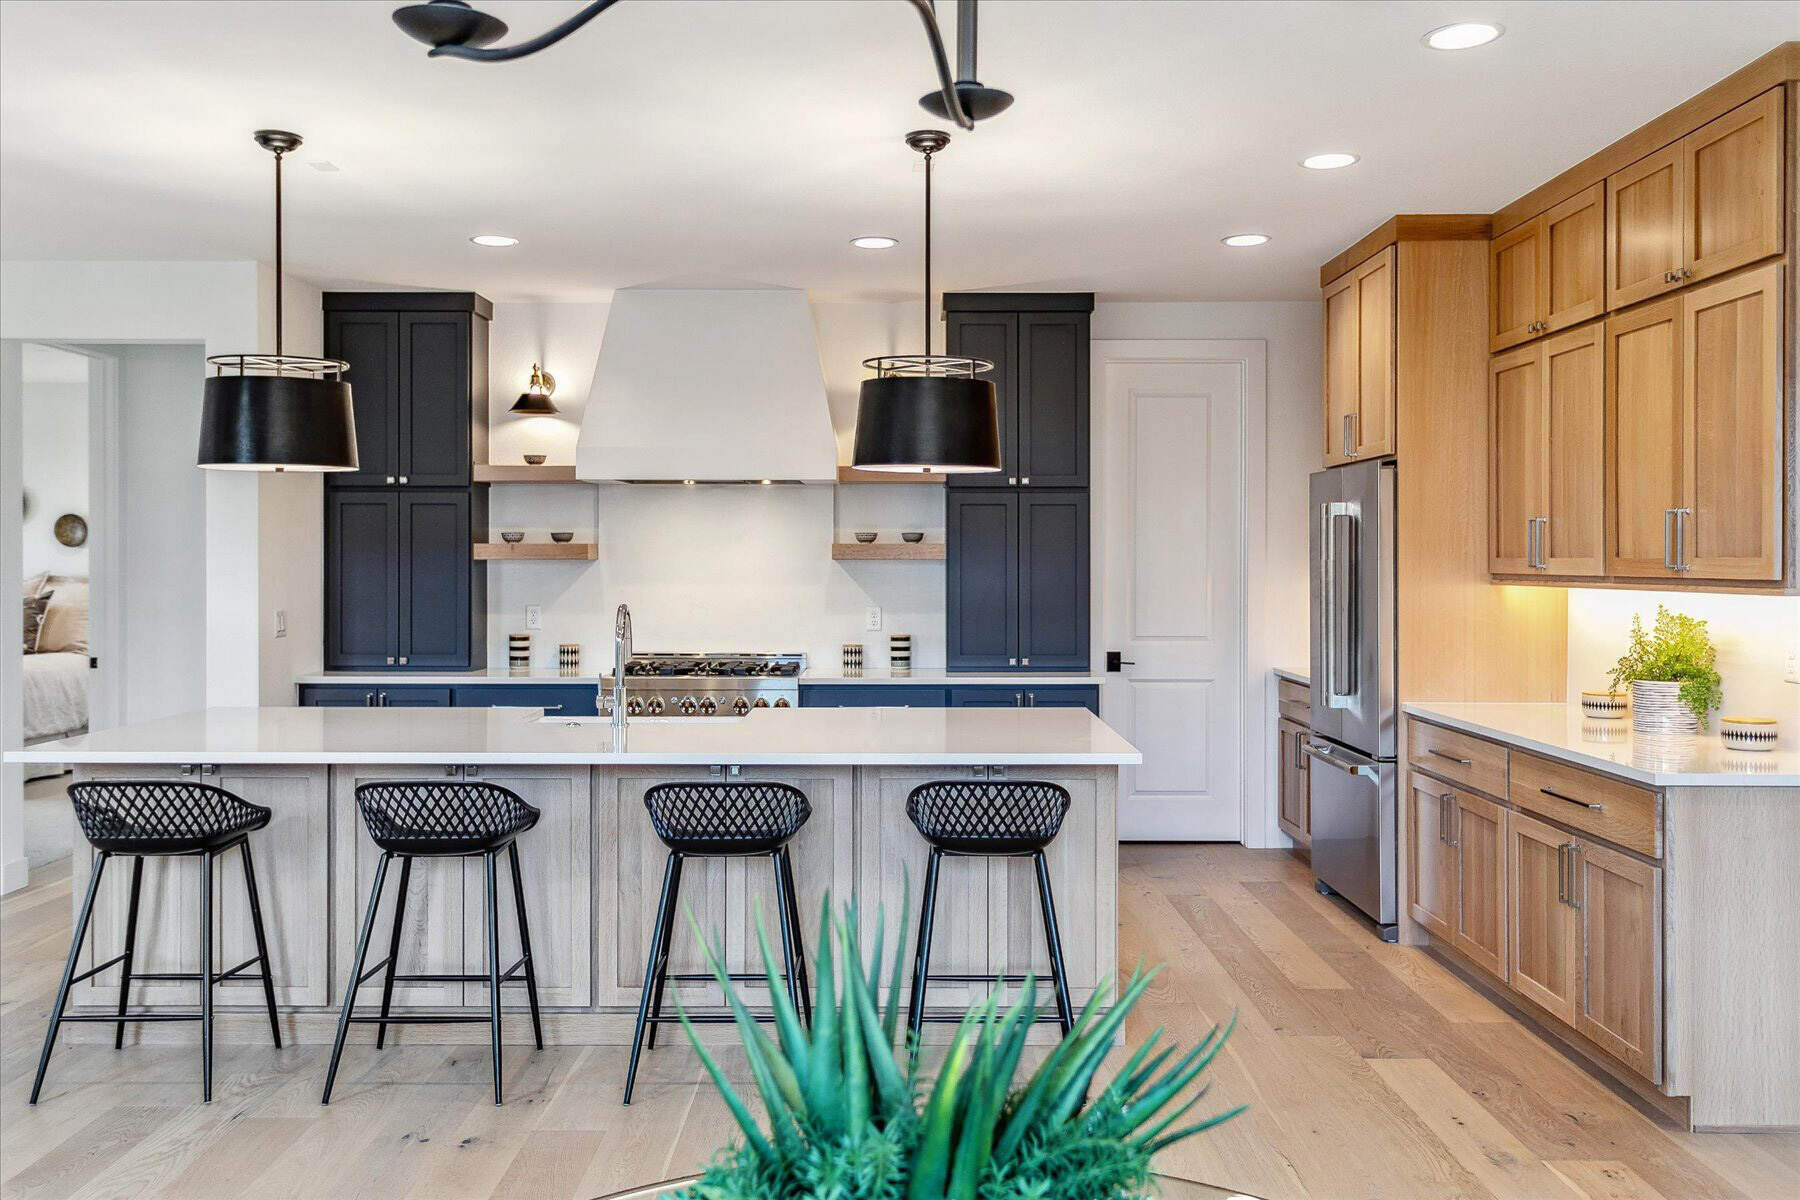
[1021,476,1030,485]
[398,656,408,665]
[386,656,395,665]
[1021,657,1030,666]
[1007,477,1018,486]
[385,476,396,485]
[1008,657,1017,666]
[397,476,408,485]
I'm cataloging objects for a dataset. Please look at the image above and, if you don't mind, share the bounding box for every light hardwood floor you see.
[3,845,1797,1199]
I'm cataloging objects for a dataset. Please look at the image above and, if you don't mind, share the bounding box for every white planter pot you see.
[1631,680,1698,734]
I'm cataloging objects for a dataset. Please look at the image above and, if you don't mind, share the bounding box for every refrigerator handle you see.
[1322,501,1360,709]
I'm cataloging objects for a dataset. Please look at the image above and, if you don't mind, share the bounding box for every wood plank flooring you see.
[4,845,1797,1199]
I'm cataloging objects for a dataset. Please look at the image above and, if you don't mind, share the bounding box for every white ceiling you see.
[1,1,1793,302]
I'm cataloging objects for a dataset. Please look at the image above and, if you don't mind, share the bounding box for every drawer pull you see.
[1541,786,1603,812]
[1427,748,1473,766]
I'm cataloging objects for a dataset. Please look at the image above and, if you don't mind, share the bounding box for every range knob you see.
[698,696,718,715]
[773,697,791,708]
[753,697,770,709]
[646,696,665,715]
[626,698,644,716]
[732,697,750,715]
[681,698,698,716]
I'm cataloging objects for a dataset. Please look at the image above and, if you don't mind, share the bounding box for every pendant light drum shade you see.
[852,374,1000,473]
[198,369,358,471]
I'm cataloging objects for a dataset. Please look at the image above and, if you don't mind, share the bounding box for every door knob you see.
[1106,651,1136,672]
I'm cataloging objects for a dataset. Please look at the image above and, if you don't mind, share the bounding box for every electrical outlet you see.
[1786,651,1800,685]
[273,609,287,639]
[525,605,542,631]
[865,605,883,631]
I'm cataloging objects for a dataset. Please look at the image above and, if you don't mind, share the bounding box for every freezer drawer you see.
[1306,739,1397,936]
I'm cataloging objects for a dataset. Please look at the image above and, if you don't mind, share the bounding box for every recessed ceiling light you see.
[1222,233,1271,247]
[1423,22,1503,51]
[1301,152,1359,171]
[470,234,518,247]
[851,236,898,250]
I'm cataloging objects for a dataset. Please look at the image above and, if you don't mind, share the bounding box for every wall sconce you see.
[509,363,558,414]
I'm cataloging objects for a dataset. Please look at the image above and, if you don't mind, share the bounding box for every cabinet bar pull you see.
[1015,692,1024,707]
[1663,508,1677,570]
[1673,507,1692,571]
[1439,793,1452,844]
[1448,801,1460,848]
[1556,843,1567,903]
[1427,748,1472,766]
[1540,786,1602,812]
[1341,414,1353,459]
[364,692,374,707]
[1567,844,1582,910]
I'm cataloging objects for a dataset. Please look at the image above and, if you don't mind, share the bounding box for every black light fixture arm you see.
[904,0,974,130]
[427,0,621,62]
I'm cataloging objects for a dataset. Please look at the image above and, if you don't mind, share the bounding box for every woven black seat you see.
[356,780,541,856]
[323,781,545,1107]
[905,780,1075,1039]
[32,780,281,1106]
[624,782,813,1104]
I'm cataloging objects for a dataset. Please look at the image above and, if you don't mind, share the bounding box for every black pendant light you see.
[851,130,1001,475]
[197,130,358,472]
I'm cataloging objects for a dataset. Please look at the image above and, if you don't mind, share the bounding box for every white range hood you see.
[576,286,839,483]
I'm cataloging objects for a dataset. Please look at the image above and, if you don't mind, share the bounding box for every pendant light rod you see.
[252,129,303,356]
[906,128,951,357]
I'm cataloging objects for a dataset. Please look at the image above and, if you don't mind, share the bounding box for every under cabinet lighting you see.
[851,236,899,249]
[1222,233,1270,247]
[471,234,519,247]
[1301,152,1359,171]
[1423,22,1503,50]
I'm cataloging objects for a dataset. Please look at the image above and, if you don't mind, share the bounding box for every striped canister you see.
[509,632,532,674]
[1629,680,1697,734]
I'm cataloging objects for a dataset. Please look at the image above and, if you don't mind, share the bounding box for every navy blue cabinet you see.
[949,685,1098,714]
[1018,491,1090,671]
[452,685,598,715]
[302,682,597,713]
[944,294,1091,489]
[322,292,490,672]
[800,684,1096,714]
[300,684,451,708]
[799,685,949,708]
[944,311,1019,484]
[946,491,1019,670]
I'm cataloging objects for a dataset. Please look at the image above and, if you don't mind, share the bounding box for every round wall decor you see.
[54,513,88,547]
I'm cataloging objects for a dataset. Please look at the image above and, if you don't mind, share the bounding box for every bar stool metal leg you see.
[483,850,504,1106]
[1032,851,1074,1034]
[239,840,282,1049]
[114,855,144,1049]
[375,855,413,1050]
[906,847,944,1042]
[644,853,683,1052]
[770,850,802,1016]
[624,851,680,1103]
[507,843,544,1050]
[777,847,812,1024]
[30,852,109,1105]
[323,852,390,1104]
[199,848,215,1102]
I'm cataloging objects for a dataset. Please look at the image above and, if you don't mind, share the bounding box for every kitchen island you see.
[8,706,1138,1044]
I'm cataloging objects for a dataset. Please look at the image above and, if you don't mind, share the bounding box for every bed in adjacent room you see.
[21,573,89,781]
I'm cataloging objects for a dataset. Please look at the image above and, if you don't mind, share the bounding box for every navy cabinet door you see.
[300,684,378,707]
[947,491,1020,670]
[398,490,472,668]
[325,490,400,669]
[1018,491,1090,671]
[399,314,472,487]
[1021,686,1099,715]
[950,686,1023,707]
[325,311,400,487]
[944,312,1018,486]
[375,686,452,707]
[453,685,599,715]
[799,685,948,708]
[1017,314,1089,487]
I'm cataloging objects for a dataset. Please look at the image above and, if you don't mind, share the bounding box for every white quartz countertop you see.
[801,671,1105,686]
[6,706,1142,767]
[296,670,607,686]
[1273,667,1309,686]
[1404,702,1800,787]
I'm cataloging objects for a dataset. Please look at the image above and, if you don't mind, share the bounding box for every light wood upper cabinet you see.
[1490,323,1605,577]
[1608,88,1784,310]
[1508,810,1580,1024]
[1491,184,1605,351]
[1607,265,1784,581]
[1408,777,1454,940]
[1573,839,1661,1083]
[1321,246,1396,464]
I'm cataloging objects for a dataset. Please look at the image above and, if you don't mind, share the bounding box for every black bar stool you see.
[31,779,282,1105]
[623,781,812,1104]
[905,779,1075,1040]
[322,780,544,1107]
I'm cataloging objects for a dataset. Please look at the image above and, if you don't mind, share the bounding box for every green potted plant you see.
[1609,605,1724,733]
[660,899,1243,1200]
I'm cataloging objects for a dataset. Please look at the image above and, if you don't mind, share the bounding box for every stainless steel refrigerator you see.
[1307,459,1398,941]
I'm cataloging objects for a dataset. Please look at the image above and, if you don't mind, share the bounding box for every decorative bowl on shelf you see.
[853,531,878,543]
[1580,690,1629,720]
[1719,716,1779,752]
[523,453,547,465]
[550,531,574,543]
[499,531,525,544]
[900,531,925,543]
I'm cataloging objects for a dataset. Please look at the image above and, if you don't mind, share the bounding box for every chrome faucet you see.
[609,603,633,735]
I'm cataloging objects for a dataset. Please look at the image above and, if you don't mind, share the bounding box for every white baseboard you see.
[1,855,28,895]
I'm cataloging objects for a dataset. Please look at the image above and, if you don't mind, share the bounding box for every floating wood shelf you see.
[473,464,586,484]
[473,541,598,561]
[836,465,947,485]
[831,541,945,561]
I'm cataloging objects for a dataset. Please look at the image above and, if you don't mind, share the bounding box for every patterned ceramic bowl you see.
[1580,690,1629,720]
[1719,716,1779,752]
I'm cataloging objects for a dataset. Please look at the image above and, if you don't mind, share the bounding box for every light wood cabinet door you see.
[1607,143,1686,310]
[1543,184,1606,333]
[1353,247,1396,458]
[1542,323,1606,575]
[1508,810,1579,1024]
[1680,264,1784,581]
[1277,718,1310,845]
[1572,839,1661,1082]
[1683,88,1784,286]
[1605,298,1684,577]
[214,766,332,1008]
[1451,791,1507,981]
[1490,219,1542,352]
[1322,270,1358,465]
[1408,778,1454,941]
[1489,344,1545,574]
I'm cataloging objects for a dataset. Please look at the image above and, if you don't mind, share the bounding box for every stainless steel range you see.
[617,652,804,717]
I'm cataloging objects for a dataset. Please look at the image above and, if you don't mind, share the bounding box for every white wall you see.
[21,358,90,580]
[1566,590,1800,721]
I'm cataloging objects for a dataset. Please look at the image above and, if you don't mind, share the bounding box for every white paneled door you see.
[1096,343,1256,841]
